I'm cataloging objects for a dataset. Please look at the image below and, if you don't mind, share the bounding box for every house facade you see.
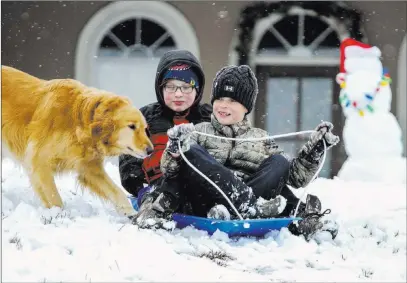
[2,1,406,177]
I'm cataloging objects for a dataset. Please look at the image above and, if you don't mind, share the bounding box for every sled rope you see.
[178,130,327,220]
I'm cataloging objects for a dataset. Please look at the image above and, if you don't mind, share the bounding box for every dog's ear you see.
[89,100,103,122]
[90,120,115,145]
[90,121,104,139]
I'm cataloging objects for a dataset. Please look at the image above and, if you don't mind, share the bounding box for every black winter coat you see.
[119,50,212,197]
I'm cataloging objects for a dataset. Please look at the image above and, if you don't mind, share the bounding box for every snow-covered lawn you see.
[2,158,406,282]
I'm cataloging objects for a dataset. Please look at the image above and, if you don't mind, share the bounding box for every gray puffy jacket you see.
[161,114,322,189]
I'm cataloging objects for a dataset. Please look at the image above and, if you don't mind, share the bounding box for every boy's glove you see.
[166,123,196,154]
[309,121,340,150]
[299,121,340,163]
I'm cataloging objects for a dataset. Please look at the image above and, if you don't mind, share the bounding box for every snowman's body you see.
[337,71,406,183]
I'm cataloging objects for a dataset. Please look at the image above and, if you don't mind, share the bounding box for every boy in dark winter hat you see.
[119,50,212,208]
[134,65,340,241]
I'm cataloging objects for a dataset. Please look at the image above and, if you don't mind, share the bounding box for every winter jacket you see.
[119,50,212,197]
[161,114,323,189]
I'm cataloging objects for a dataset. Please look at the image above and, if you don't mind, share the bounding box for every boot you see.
[131,192,177,229]
[288,194,338,240]
[207,204,231,220]
[291,193,322,217]
[255,195,287,218]
[207,195,287,220]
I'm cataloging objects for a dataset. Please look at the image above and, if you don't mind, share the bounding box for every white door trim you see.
[253,55,340,66]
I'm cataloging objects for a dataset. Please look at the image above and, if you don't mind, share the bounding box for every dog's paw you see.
[117,204,137,218]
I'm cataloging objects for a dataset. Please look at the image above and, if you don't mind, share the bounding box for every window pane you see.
[303,16,329,46]
[141,19,174,47]
[318,31,340,48]
[300,78,332,130]
[319,150,332,178]
[258,30,284,50]
[300,78,333,178]
[100,36,119,50]
[274,16,299,46]
[100,19,136,48]
[277,140,303,160]
[95,57,161,108]
[266,78,298,134]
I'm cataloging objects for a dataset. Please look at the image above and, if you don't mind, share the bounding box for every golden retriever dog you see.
[1,66,153,217]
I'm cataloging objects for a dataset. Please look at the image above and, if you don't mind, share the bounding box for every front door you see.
[255,66,346,178]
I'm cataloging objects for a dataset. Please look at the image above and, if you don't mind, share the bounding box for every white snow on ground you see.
[2,158,406,282]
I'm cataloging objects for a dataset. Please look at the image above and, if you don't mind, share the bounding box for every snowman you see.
[335,38,406,184]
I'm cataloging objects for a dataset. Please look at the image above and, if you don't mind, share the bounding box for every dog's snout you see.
[146,146,154,155]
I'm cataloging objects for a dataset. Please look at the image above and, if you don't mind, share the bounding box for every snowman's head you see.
[336,70,392,117]
[337,38,393,118]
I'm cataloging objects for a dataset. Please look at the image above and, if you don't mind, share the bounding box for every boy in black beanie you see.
[135,65,340,241]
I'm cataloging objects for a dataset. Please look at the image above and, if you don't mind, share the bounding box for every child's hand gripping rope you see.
[166,123,196,156]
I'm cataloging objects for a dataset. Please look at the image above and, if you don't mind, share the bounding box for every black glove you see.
[300,121,340,163]
[166,123,196,154]
[309,121,340,150]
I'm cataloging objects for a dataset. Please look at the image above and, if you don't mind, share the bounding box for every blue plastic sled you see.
[172,213,300,237]
[128,195,300,237]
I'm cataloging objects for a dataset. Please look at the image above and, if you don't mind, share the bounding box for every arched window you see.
[94,18,177,108]
[98,18,176,58]
[253,10,343,63]
[75,1,200,108]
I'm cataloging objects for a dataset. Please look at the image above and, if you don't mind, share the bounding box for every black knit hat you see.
[210,65,258,114]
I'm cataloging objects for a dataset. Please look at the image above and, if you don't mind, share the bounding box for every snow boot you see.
[207,196,287,220]
[207,204,231,220]
[288,194,338,240]
[131,192,176,229]
[255,195,287,218]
